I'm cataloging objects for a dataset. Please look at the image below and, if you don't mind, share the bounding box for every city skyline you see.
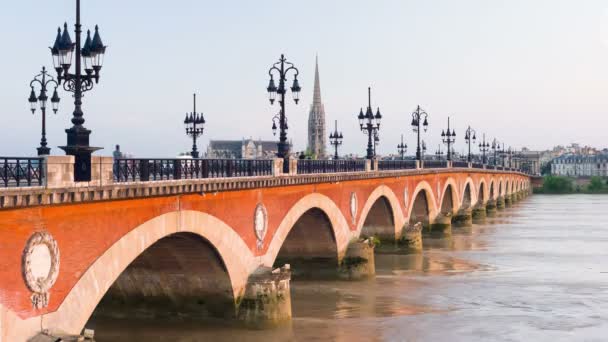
[2,0,608,157]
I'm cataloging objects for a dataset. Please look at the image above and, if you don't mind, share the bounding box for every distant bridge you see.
[0,156,530,340]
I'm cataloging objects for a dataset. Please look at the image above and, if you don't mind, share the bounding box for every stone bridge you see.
[0,157,530,341]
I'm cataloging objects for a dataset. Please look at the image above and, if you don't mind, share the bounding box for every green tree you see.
[586,176,605,193]
[542,176,574,194]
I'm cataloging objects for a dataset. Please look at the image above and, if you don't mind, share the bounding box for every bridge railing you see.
[452,161,469,168]
[472,163,485,169]
[377,160,417,171]
[296,159,366,174]
[0,157,43,187]
[422,160,448,168]
[114,158,274,182]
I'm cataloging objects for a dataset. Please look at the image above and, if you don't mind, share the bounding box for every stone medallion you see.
[350,192,358,224]
[254,203,268,250]
[22,231,60,309]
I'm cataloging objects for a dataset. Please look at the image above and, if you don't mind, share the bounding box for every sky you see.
[2,0,608,158]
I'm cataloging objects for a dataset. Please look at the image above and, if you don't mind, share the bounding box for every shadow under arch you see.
[42,211,257,336]
[477,179,487,205]
[88,232,236,322]
[360,196,396,241]
[272,207,339,278]
[440,182,458,215]
[408,181,438,228]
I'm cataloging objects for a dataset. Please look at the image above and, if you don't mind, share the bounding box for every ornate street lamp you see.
[28,67,60,156]
[491,138,500,166]
[441,117,457,161]
[397,134,407,160]
[478,133,490,164]
[435,144,444,159]
[51,0,107,181]
[267,54,300,171]
[183,93,205,158]
[499,143,507,167]
[411,106,428,161]
[329,120,343,160]
[357,87,382,159]
[464,125,477,162]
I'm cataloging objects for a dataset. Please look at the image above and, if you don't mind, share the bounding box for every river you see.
[91,195,608,341]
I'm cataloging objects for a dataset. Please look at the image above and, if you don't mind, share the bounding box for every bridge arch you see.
[408,181,439,226]
[439,178,460,214]
[43,211,257,336]
[263,193,351,267]
[477,179,488,205]
[357,185,405,240]
[489,179,496,200]
[461,177,477,209]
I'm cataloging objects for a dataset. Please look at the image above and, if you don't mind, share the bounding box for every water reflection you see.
[93,195,608,341]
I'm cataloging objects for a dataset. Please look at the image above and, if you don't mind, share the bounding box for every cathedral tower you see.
[307,56,327,158]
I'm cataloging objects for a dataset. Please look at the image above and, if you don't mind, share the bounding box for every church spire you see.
[307,54,327,158]
[313,54,322,106]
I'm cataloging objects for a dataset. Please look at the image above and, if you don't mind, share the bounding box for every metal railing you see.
[377,160,417,171]
[452,161,469,168]
[114,158,274,182]
[1,157,44,187]
[472,163,485,169]
[423,160,448,168]
[297,159,366,174]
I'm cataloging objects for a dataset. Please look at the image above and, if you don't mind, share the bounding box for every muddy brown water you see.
[89,195,608,341]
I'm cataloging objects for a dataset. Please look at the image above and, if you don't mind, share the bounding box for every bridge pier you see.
[452,207,473,227]
[486,199,497,216]
[237,265,292,328]
[430,212,453,235]
[472,205,487,222]
[375,223,423,254]
[496,196,506,210]
[504,194,513,207]
[338,240,376,280]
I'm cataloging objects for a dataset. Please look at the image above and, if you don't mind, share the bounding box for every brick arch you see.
[407,180,439,224]
[356,185,405,240]
[497,177,505,197]
[42,211,258,336]
[262,193,351,266]
[439,177,460,214]
[461,177,478,208]
[477,178,488,205]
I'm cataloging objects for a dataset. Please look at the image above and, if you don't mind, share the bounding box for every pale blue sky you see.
[2,0,608,157]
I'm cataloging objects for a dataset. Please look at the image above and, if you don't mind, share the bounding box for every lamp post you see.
[50,0,107,181]
[329,120,343,160]
[441,117,457,161]
[491,139,500,166]
[183,93,205,158]
[464,125,477,163]
[411,106,429,161]
[435,144,444,160]
[266,54,301,172]
[478,133,490,164]
[397,134,407,160]
[28,67,61,156]
[357,87,382,159]
[499,143,507,167]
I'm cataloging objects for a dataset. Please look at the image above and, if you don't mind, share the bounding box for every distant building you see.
[551,154,608,177]
[206,138,285,159]
[512,149,541,175]
[307,56,327,158]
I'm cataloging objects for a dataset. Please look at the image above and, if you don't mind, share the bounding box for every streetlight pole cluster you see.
[411,106,429,161]
[28,67,61,156]
[479,134,490,164]
[43,0,107,181]
[329,120,344,160]
[464,126,477,162]
[397,134,407,160]
[357,87,382,160]
[183,94,205,158]
[266,54,301,172]
[441,117,456,161]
